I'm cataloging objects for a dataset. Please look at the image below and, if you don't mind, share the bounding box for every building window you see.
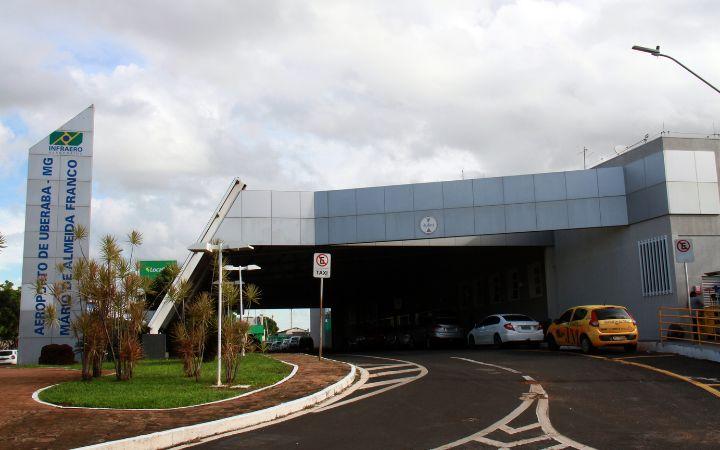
[489,273,503,303]
[507,269,520,301]
[528,262,544,299]
[638,235,673,296]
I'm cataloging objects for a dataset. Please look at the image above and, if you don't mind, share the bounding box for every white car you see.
[0,349,17,365]
[468,314,544,347]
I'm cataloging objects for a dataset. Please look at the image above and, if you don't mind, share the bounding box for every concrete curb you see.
[74,361,357,450]
[639,340,720,363]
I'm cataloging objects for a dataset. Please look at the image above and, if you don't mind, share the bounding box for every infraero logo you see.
[49,131,84,153]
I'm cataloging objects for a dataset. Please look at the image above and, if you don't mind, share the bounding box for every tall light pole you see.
[224,263,261,356]
[188,241,254,387]
[632,45,720,95]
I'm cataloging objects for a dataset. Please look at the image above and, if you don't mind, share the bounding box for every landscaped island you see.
[38,354,292,409]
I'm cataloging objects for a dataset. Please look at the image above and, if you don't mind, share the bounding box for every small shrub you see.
[39,344,75,365]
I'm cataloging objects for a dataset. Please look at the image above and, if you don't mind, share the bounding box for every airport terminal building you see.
[149,136,720,345]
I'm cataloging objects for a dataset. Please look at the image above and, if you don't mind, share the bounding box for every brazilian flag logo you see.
[49,131,83,146]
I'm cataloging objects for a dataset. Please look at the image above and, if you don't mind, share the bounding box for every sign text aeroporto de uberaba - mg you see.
[18,106,94,364]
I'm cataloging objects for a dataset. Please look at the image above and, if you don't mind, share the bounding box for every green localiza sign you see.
[139,260,177,280]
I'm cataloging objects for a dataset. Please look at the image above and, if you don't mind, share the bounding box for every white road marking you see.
[365,363,414,371]
[358,378,407,390]
[314,355,427,412]
[368,367,421,378]
[451,356,521,374]
[434,357,594,450]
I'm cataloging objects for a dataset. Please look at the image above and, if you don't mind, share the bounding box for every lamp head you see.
[632,45,660,56]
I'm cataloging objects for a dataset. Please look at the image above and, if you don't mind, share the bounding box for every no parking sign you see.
[674,239,695,263]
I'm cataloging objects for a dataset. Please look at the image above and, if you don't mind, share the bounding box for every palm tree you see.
[0,232,6,253]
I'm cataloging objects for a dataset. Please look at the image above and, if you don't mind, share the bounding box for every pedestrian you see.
[690,289,705,341]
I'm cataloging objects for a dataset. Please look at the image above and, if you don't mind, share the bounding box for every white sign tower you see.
[18,106,94,364]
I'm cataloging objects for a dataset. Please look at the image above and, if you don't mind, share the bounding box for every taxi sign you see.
[313,253,331,278]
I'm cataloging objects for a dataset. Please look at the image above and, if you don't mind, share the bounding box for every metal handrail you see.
[658,306,720,346]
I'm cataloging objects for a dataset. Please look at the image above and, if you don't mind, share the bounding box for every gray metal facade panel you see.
[534,173,566,202]
[695,152,718,182]
[314,191,329,217]
[385,185,414,212]
[505,203,537,232]
[665,150,697,182]
[624,159,646,193]
[213,217,242,242]
[667,182,701,214]
[413,182,443,210]
[473,177,504,206]
[241,218,271,245]
[567,198,601,228]
[271,218,301,244]
[565,170,599,199]
[356,187,385,215]
[385,212,415,240]
[503,175,535,204]
[536,201,569,231]
[414,210,445,238]
[443,207,475,237]
[474,205,506,234]
[300,192,315,218]
[300,218,315,244]
[597,167,626,197]
[599,196,628,226]
[329,216,357,244]
[356,214,386,242]
[698,183,720,214]
[442,180,474,208]
[328,189,356,217]
[241,191,271,217]
[314,218,329,244]
[271,191,301,218]
[644,151,666,186]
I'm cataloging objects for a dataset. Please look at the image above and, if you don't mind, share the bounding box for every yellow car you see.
[546,305,638,353]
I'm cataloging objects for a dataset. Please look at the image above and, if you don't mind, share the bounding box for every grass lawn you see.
[38,353,291,409]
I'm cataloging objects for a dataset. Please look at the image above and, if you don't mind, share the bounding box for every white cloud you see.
[2,0,720,272]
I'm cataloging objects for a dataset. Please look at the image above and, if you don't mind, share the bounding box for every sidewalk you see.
[0,354,349,450]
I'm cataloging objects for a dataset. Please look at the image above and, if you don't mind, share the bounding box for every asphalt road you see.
[191,348,720,449]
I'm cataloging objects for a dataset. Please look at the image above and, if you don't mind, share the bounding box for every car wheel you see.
[624,344,637,353]
[493,333,504,349]
[546,334,559,351]
[580,335,595,354]
[468,335,475,348]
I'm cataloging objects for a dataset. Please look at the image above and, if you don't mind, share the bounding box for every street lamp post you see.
[632,45,720,95]
[224,263,261,356]
[188,242,254,387]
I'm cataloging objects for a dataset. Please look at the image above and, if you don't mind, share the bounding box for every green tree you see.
[147,264,180,310]
[0,281,20,345]
[264,316,279,336]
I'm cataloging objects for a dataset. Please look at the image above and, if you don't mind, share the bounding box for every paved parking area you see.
[194,349,720,449]
[0,354,348,450]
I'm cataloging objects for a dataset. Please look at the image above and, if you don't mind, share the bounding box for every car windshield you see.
[502,315,533,322]
[0,351,12,356]
[435,317,458,325]
[595,308,631,320]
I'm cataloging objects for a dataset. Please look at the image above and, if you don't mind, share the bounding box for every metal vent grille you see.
[638,235,672,296]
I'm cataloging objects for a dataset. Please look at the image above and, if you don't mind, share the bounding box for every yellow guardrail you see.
[659,306,720,345]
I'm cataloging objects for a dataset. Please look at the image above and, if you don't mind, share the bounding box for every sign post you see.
[674,238,695,309]
[313,253,331,360]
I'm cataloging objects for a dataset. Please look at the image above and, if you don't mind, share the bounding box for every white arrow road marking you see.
[434,357,594,450]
